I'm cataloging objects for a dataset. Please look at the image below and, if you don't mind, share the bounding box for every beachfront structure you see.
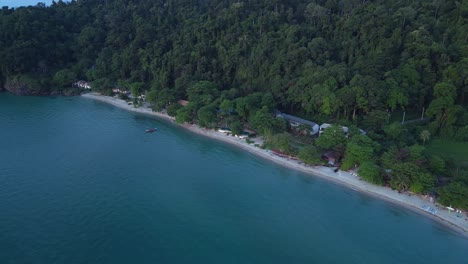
[235,132,250,139]
[319,123,349,136]
[218,128,231,133]
[319,123,366,136]
[138,94,146,101]
[321,151,337,165]
[218,127,254,139]
[178,100,189,106]
[243,128,257,137]
[112,88,130,97]
[73,80,92,90]
[276,112,320,135]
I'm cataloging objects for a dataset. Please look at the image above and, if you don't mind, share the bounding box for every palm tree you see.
[390,173,411,192]
[420,130,431,145]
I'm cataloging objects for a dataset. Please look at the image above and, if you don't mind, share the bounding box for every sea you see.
[0,92,467,263]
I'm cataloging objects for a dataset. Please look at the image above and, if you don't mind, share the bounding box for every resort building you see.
[218,127,256,139]
[73,80,92,90]
[137,94,146,101]
[319,123,349,136]
[178,100,189,106]
[218,128,231,133]
[321,151,337,165]
[319,123,366,137]
[276,111,320,135]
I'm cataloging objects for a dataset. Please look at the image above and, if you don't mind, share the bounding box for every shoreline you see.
[81,92,468,237]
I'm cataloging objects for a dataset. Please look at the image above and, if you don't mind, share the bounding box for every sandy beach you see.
[82,92,468,236]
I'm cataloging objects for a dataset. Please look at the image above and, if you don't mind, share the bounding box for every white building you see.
[73,80,92,90]
[319,123,366,137]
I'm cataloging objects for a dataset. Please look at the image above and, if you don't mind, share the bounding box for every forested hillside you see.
[1,0,467,208]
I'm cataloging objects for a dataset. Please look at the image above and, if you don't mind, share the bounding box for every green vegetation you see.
[298,146,322,166]
[0,0,467,208]
[426,140,468,163]
[341,134,377,170]
[438,182,468,209]
[265,133,296,155]
[167,104,182,117]
[358,162,383,185]
[315,125,347,150]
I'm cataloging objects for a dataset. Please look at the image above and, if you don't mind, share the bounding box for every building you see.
[138,94,146,101]
[319,123,348,136]
[243,129,257,137]
[319,123,366,137]
[73,80,92,90]
[276,111,320,135]
[321,151,337,165]
[178,100,189,107]
[218,127,255,139]
[218,128,231,133]
[236,133,249,139]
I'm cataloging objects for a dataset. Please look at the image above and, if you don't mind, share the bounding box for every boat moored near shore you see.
[145,128,157,133]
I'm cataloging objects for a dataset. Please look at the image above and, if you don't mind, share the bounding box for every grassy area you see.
[426,139,468,163]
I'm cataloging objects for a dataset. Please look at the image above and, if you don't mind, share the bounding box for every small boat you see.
[145,128,157,133]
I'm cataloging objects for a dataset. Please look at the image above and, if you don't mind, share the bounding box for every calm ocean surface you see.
[0,93,467,263]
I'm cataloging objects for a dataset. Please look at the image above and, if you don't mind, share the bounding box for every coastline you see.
[81,92,468,237]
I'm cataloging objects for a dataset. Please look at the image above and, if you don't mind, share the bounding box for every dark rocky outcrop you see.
[4,76,80,96]
[55,88,82,96]
[5,77,49,96]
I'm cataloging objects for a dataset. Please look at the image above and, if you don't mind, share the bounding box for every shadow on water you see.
[430,222,463,238]
[298,174,316,185]
[385,203,412,217]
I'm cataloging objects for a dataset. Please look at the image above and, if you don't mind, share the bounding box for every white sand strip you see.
[82,93,468,236]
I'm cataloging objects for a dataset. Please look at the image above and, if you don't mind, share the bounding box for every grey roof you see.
[277,112,318,127]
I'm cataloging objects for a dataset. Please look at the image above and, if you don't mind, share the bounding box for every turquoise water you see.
[0,93,467,263]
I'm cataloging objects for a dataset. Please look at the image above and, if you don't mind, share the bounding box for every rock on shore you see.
[4,77,80,96]
[5,78,48,96]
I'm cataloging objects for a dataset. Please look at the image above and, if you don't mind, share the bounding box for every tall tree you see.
[426,82,463,131]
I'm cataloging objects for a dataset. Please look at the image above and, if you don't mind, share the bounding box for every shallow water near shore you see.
[1,93,467,263]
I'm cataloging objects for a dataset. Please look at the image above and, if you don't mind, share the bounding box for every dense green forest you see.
[1,0,467,208]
